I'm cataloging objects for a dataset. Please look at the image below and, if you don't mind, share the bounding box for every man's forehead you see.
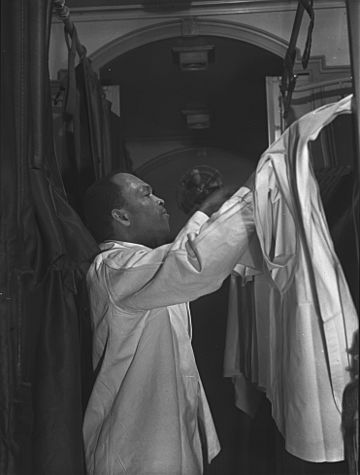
[111,173,149,193]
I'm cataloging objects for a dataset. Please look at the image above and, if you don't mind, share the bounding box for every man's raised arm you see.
[95,183,259,311]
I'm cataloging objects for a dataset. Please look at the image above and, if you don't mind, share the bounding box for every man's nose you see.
[158,197,165,207]
[153,194,165,207]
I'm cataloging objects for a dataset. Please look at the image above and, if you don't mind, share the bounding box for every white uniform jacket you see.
[83,186,259,475]
[249,94,357,462]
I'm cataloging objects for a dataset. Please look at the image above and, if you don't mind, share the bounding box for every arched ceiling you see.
[100,35,283,158]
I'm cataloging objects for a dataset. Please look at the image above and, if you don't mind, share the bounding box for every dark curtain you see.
[61,26,132,218]
[0,1,98,474]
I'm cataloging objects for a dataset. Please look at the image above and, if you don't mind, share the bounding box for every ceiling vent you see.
[181,109,210,129]
[172,45,215,71]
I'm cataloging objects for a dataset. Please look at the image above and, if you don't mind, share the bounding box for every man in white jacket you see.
[82,172,257,475]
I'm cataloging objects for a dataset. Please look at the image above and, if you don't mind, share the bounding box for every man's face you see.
[112,173,171,247]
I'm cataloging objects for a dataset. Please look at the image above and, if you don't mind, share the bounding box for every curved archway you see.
[90,18,288,72]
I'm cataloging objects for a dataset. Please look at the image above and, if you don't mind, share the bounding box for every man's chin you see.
[160,232,172,246]
[157,227,172,246]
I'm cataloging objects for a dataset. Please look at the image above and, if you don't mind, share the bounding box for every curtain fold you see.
[61,24,132,219]
[0,1,98,474]
[62,26,126,218]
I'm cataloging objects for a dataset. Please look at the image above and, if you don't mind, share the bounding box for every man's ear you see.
[111,208,131,227]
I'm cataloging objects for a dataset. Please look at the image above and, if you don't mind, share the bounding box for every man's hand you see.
[198,184,238,217]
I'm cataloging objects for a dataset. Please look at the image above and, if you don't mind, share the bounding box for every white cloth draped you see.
[224,94,358,462]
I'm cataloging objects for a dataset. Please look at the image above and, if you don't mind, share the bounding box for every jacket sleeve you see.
[101,187,260,310]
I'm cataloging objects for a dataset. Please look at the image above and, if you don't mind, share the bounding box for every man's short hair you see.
[84,174,126,243]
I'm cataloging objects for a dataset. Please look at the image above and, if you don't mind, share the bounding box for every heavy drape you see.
[62,25,111,215]
[0,1,98,474]
[61,25,132,218]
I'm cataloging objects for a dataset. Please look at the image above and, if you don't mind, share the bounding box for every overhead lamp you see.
[181,109,210,129]
[172,45,215,71]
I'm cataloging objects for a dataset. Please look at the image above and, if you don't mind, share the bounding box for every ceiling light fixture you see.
[172,45,215,71]
[181,109,210,129]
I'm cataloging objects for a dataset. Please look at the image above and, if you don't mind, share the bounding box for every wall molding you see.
[90,18,288,72]
[54,0,346,23]
[294,54,352,82]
